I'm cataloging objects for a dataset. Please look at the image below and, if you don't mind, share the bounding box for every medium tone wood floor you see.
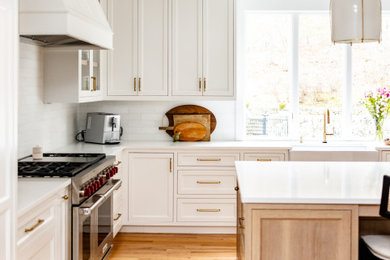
[110,233,237,260]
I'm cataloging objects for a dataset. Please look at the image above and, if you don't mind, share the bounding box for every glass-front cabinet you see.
[79,50,102,99]
[44,48,105,103]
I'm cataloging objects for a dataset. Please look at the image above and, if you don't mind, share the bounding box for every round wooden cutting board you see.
[164,105,217,137]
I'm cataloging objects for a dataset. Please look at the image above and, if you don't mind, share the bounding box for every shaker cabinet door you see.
[128,153,174,224]
[137,0,169,96]
[203,0,234,96]
[171,0,203,96]
[108,0,138,96]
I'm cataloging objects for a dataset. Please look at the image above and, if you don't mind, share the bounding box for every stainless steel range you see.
[18,153,122,260]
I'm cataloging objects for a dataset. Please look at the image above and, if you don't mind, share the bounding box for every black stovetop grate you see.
[18,153,106,177]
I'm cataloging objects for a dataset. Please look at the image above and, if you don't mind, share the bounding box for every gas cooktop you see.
[18,153,106,177]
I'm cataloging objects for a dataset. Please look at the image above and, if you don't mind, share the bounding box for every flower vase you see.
[375,118,384,141]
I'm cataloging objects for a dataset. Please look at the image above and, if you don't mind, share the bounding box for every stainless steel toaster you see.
[84,113,122,144]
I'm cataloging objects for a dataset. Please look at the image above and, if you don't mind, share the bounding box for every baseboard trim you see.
[119,225,236,234]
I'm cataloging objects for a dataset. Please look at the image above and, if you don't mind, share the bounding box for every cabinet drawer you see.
[17,202,56,246]
[113,184,123,237]
[178,152,239,167]
[177,199,236,222]
[178,170,236,195]
[244,153,286,161]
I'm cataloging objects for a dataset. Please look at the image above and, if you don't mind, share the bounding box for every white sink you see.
[291,143,372,152]
[290,142,378,161]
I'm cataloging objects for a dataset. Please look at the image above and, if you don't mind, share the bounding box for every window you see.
[242,12,390,140]
[245,14,290,137]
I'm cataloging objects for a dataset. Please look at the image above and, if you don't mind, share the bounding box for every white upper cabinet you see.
[171,0,203,96]
[172,0,234,97]
[202,0,234,96]
[44,48,104,103]
[138,0,169,96]
[108,0,137,96]
[108,0,168,96]
[108,0,234,99]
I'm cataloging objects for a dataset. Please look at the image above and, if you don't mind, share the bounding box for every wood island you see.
[235,161,390,260]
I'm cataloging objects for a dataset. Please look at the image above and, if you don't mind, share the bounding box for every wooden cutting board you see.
[173,114,210,141]
[163,105,216,138]
[173,122,207,141]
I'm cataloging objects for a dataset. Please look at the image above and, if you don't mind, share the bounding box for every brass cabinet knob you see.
[234,186,239,191]
[62,195,69,200]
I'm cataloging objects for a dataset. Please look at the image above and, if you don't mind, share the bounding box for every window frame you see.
[236,10,390,141]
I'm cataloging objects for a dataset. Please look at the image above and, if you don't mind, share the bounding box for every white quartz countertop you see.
[54,140,293,155]
[235,161,390,204]
[52,141,390,156]
[18,178,71,216]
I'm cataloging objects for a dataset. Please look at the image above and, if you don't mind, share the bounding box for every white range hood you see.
[19,0,113,49]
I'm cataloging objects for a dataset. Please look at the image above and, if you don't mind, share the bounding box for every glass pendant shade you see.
[331,0,382,44]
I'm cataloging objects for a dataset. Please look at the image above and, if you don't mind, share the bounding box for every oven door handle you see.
[102,179,122,199]
[79,195,105,216]
[79,179,122,216]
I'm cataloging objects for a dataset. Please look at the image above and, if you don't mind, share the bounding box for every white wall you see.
[18,41,78,157]
[78,101,236,141]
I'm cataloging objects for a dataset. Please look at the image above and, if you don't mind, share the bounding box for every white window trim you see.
[236,10,390,141]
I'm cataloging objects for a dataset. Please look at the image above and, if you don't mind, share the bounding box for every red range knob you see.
[90,185,95,193]
[99,178,104,186]
[114,167,118,174]
[95,181,100,189]
[84,187,90,197]
[110,169,115,177]
[106,172,110,180]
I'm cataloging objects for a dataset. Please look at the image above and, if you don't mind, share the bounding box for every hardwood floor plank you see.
[110,233,237,260]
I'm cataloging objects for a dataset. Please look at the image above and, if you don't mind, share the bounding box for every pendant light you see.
[330,0,382,44]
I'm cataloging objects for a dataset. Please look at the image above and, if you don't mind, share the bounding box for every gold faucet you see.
[323,109,334,143]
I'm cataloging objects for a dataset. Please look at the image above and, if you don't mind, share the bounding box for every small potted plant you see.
[362,87,390,141]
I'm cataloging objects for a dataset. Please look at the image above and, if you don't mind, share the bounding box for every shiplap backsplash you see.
[18,41,78,157]
[78,101,236,141]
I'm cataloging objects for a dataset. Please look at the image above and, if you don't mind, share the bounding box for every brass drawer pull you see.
[25,219,44,233]
[114,161,122,167]
[138,78,141,92]
[257,159,272,162]
[197,158,221,162]
[196,181,221,185]
[133,77,137,92]
[239,217,245,229]
[114,213,122,221]
[196,209,221,213]
[204,78,207,92]
[170,158,172,172]
[199,78,202,92]
[62,195,69,200]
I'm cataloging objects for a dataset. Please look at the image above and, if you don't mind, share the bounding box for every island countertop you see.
[235,161,390,204]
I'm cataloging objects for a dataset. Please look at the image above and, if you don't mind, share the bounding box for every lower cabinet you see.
[238,202,358,260]
[379,151,390,161]
[113,150,125,237]
[128,153,174,224]
[113,184,124,237]
[124,149,288,231]
[17,186,70,260]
